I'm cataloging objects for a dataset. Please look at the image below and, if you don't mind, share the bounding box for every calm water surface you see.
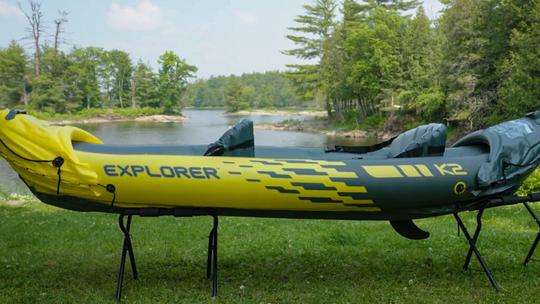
[0,110,371,194]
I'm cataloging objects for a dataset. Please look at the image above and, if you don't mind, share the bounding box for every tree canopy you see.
[283,0,540,129]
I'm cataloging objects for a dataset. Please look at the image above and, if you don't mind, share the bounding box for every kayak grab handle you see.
[5,109,27,120]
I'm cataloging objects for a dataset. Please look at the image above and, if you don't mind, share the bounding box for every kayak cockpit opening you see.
[72,111,540,171]
[72,118,486,160]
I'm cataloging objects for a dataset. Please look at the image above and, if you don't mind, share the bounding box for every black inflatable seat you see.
[453,111,540,191]
[328,123,447,159]
[204,119,255,157]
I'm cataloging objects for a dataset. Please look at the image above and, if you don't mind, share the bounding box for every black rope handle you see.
[52,157,64,195]
[0,136,64,194]
[1,135,117,201]
[98,183,117,207]
[0,137,55,163]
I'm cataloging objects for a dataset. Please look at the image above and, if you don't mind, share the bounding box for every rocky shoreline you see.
[226,109,327,117]
[254,119,394,140]
[48,114,187,125]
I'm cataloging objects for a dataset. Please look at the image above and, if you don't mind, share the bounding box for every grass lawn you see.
[1,200,539,303]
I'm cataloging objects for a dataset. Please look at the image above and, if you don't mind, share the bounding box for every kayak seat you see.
[204,119,255,157]
[327,123,447,159]
[385,123,447,158]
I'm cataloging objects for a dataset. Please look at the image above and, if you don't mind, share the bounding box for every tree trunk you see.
[333,98,344,123]
[325,99,332,122]
[21,1,44,75]
[119,79,124,108]
[22,81,28,106]
[34,39,40,75]
[131,77,136,108]
[54,22,60,57]
[53,11,68,57]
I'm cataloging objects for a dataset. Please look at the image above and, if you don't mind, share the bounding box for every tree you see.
[345,8,404,116]
[157,51,197,113]
[68,47,101,110]
[96,49,114,107]
[0,42,28,107]
[53,10,69,57]
[400,7,444,119]
[20,0,44,76]
[30,74,67,113]
[284,0,337,59]
[283,0,337,114]
[224,77,246,112]
[497,1,540,117]
[133,61,158,108]
[358,0,421,12]
[439,0,490,128]
[108,50,133,108]
[403,7,437,90]
[319,23,349,121]
[31,47,73,113]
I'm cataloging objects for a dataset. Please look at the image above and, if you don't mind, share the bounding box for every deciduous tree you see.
[157,51,197,113]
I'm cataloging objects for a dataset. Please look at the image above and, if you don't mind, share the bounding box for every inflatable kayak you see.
[2,108,540,300]
[0,109,539,220]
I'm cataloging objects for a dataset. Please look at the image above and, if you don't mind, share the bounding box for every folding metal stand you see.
[453,210,500,291]
[206,215,219,297]
[523,202,540,265]
[116,215,138,303]
[109,193,540,301]
[114,214,219,302]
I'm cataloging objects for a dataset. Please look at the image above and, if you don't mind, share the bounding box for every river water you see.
[0,109,370,194]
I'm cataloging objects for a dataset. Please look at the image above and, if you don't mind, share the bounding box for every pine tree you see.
[358,0,421,12]
[283,0,337,114]
[224,77,245,112]
[133,61,158,108]
[439,0,489,128]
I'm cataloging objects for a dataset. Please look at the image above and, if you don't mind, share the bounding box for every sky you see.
[0,0,444,79]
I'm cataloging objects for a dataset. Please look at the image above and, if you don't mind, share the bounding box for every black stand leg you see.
[206,215,219,297]
[206,226,214,280]
[463,208,485,270]
[116,215,138,303]
[453,212,500,291]
[523,202,540,265]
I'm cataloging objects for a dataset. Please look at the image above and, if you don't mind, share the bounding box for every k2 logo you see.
[434,163,468,176]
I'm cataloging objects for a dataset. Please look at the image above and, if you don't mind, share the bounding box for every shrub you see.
[519,169,540,195]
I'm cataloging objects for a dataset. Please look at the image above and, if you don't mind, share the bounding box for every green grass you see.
[1,200,539,303]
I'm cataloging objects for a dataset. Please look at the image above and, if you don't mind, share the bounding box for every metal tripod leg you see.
[116,215,138,303]
[206,215,219,297]
[523,202,540,265]
[453,212,500,291]
[463,208,485,270]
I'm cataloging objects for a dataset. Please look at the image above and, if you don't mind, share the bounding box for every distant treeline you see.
[284,0,540,129]
[183,72,306,111]
[0,42,196,114]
